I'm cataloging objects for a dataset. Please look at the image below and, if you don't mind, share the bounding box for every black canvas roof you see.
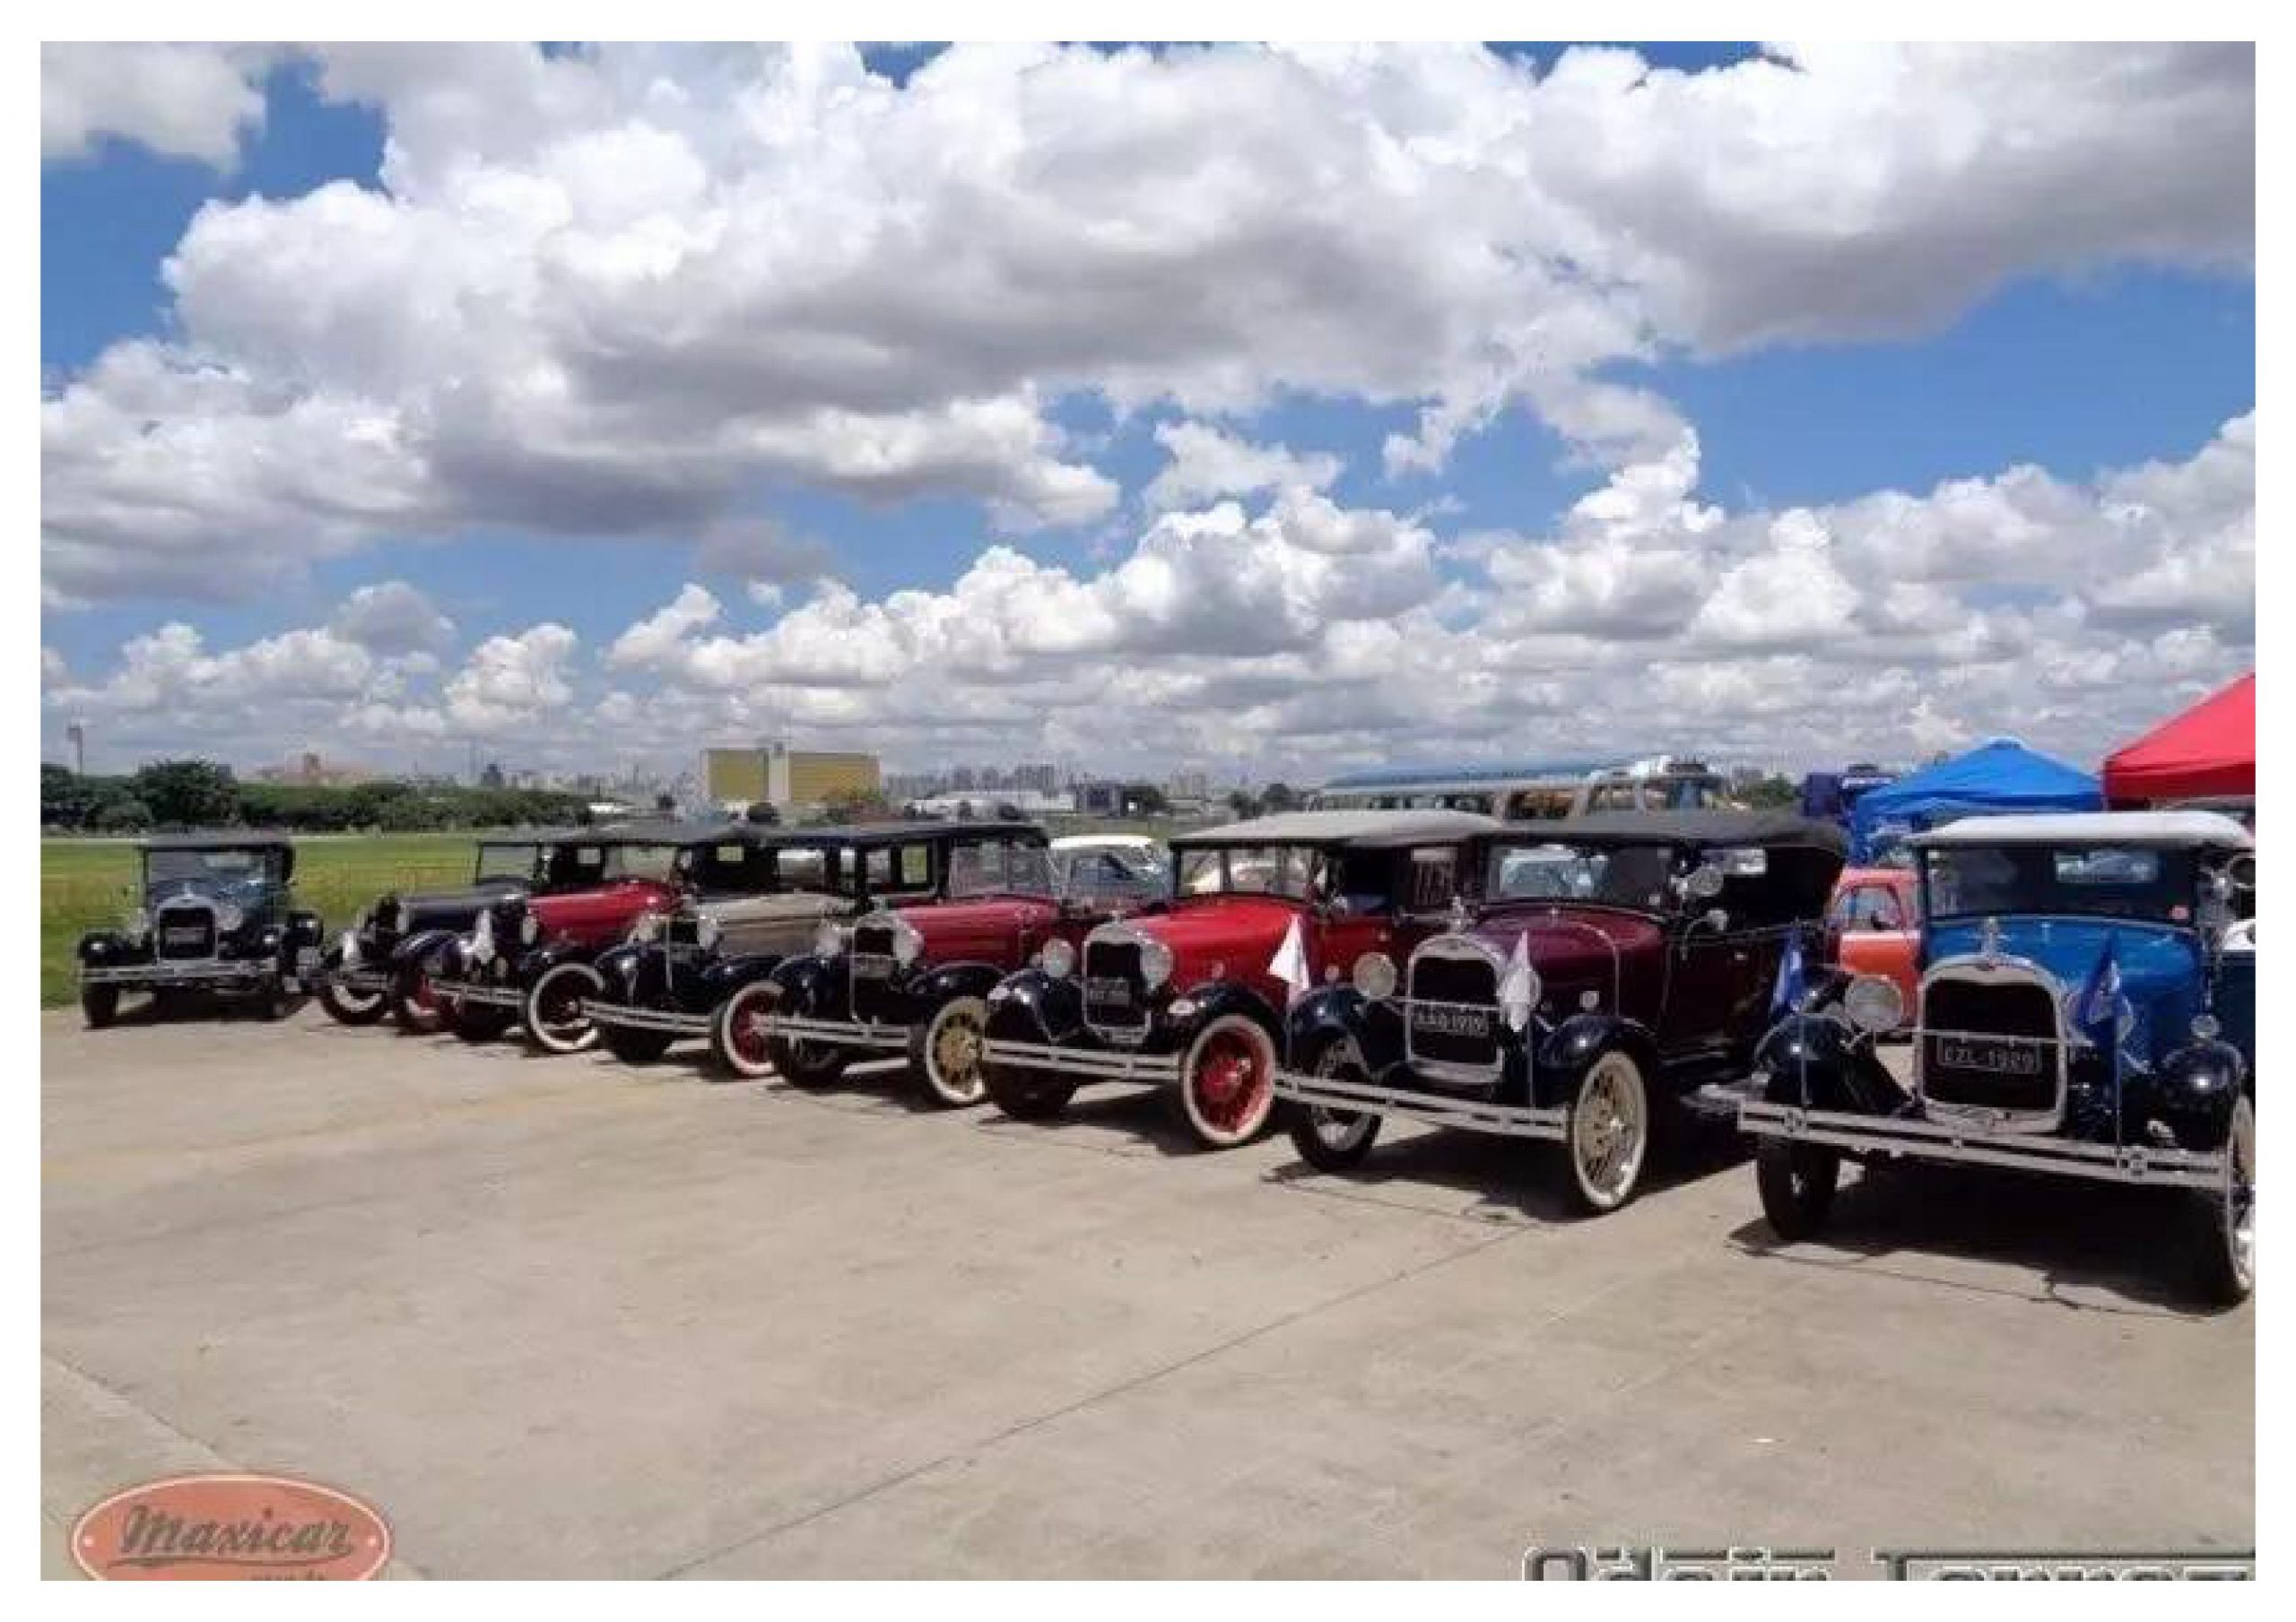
[140,829,295,852]
[1494,810,1848,854]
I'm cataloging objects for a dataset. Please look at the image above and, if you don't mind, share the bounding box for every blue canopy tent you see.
[1848,740,2103,863]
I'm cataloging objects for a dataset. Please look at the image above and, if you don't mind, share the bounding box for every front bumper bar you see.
[983,1037,1183,1087]
[1736,1098,2227,1189]
[82,959,274,989]
[1274,1069,1568,1141]
[326,966,392,997]
[591,1002,710,1037]
[430,977,523,1010]
[763,1013,912,1052]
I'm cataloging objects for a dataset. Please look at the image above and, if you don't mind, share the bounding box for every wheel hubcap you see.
[933,1012,985,1097]
[1575,1062,1644,1201]
[1193,1031,1268,1136]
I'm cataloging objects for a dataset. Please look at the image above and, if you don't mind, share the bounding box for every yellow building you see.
[703,743,881,816]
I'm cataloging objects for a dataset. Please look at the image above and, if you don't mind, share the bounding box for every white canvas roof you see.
[1911,811,2253,852]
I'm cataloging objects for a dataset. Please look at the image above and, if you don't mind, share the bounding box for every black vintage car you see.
[1273,811,1847,1212]
[317,828,639,1032]
[75,832,326,1027]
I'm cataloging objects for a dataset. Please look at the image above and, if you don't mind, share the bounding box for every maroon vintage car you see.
[978,809,1499,1149]
[1274,811,1847,1212]
[718,822,1127,1106]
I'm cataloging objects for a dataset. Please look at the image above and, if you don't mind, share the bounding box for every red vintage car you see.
[430,820,769,1053]
[1825,865,1920,1030]
[978,809,1498,1149]
[720,822,1126,1106]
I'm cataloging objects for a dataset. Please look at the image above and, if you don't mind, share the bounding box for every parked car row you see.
[74,807,2255,1301]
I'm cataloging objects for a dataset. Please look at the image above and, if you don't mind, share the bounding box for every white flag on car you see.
[1498,931,1536,1028]
[1269,915,1314,1006]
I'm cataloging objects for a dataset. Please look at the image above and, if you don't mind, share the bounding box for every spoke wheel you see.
[1754,1138,1839,1241]
[1288,1037,1382,1170]
[1176,1014,1278,1149]
[2195,1094,2256,1305]
[1565,1052,1650,1214]
[712,984,780,1080]
[524,963,602,1054]
[317,958,388,1027]
[392,958,451,1035]
[915,996,991,1107]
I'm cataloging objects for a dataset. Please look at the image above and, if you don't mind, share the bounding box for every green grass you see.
[41,833,481,1010]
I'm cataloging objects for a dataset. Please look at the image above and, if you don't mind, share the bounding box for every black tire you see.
[1171,1013,1281,1149]
[985,1063,1077,1122]
[452,1001,516,1044]
[1286,1035,1382,1171]
[80,984,120,1029]
[765,1036,848,1089]
[522,962,602,1054]
[600,1022,676,1064]
[910,995,992,1108]
[1561,1051,1657,1214]
[317,958,389,1027]
[710,984,781,1080]
[255,978,291,1020]
[1755,1137,1840,1241]
[2191,1095,2256,1305]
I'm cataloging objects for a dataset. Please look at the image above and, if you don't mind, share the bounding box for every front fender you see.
[1534,1012,1665,1108]
[513,938,595,987]
[698,951,788,1003]
[284,909,326,948]
[768,952,848,1019]
[1168,979,1284,1050]
[909,960,1005,1010]
[984,967,1081,1043]
[1282,984,1409,1074]
[77,930,135,967]
[592,941,651,1002]
[2143,1039,2248,1149]
[1752,1011,1906,1114]
[389,926,461,972]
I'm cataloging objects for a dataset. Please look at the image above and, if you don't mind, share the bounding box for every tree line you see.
[42,760,594,835]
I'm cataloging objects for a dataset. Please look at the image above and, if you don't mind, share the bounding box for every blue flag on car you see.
[2074,933,2129,1055]
[1770,928,1807,1019]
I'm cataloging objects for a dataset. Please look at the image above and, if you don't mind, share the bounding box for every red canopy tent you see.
[2103,672,2255,805]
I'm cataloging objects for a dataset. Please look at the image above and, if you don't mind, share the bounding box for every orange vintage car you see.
[1824,866,1919,1029]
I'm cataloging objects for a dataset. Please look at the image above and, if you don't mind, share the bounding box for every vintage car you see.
[1272,811,1847,1211]
[317,828,639,1032]
[721,822,1119,1106]
[1048,834,1170,907]
[585,828,867,1064]
[431,820,770,1054]
[979,810,1498,1148]
[1824,865,1921,1032]
[75,831,326,1026]
[1736,811,2257,1302]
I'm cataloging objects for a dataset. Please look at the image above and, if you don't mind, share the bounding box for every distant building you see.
[253,750,373,786]
[702,742,882,818]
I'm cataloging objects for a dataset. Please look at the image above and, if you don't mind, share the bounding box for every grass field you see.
[40,833,480,1009]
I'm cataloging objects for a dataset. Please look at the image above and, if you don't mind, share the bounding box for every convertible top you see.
[1170,809,1500,850]
[1497,810,1849,854]
[140,829,295,852]
[1911,810,2254,853]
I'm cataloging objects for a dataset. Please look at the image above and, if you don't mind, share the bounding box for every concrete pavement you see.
[42,1003,2251,1577]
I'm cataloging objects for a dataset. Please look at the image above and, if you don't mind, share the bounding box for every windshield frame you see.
[1481,839,1686,916]
[144,846,288,889]
[1173,844,1331,903]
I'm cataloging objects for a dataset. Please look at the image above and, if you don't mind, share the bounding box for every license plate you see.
[851,952,895,980]
[162,927,206,948]
[1412,1004,1492,1041]
[1938,1038,2042,1076]
[1083,976,1133,1008]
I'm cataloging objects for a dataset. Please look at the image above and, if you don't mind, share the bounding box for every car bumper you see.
[590,1002,711,1037]
[430,976,523,1010]
[1735,1098,2228,1189]
[982,1036,1183,1087]
[1274,1067,1567,1141]
[763,1013,912,1053]
[326,965,393,997]
[82,959,274,989]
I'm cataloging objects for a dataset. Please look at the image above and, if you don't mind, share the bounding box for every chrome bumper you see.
[1274,1069,1568,1141]
[590,1002,710,1037]
[982,1037,1182,1086]
[327,967,392,997]
[762,1014,911,1052]
[82,958,274,988]
[431,978,522,1010]
[1736,1098,2227,1189]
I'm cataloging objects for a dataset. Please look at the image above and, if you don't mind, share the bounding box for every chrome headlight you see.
[2190,1011,2222,1044]
[519,911,541,946]
[1843,975,1904,1035]
[889,914,924,967]
[124,907,151,941]
[1352,951,1397,1001]
[631,912,663,943]
[814,919,848,958]
[215,903,245,932]
[1139,935,1176,991]
[698,915,723,950]
[1040,937,1076,980]
[471,911,496,961]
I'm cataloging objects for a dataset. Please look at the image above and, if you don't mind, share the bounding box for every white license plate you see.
[162,927,206,947]
[1938,1039,2043,1076]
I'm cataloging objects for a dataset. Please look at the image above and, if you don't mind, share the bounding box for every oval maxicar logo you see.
[70,1472,392,1580]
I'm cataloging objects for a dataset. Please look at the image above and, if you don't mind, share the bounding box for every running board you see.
[1736,1098,2226,1190]
[1274,1070,1568,1142]
[983,1038,1182,1086]
[763,1014,911,1052]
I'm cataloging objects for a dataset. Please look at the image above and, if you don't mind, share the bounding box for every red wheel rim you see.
[1190,1029,1268,1136]
[730,995,770,1066]
[408,973,437,1014]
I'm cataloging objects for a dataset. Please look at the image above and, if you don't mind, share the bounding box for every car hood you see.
[1925,916,2204,1063]
[1118,897,1302,981]
[1459,905,1665,973]
[384,880,526,927]
[697,889,848,923]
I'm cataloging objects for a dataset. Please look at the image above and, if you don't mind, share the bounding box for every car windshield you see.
[146,847,283,887]
[1485,842,1679,910]
[474,843,544,884]
[946,840,1057,898]
[1177,845,1323,899]
[1921,844,2197,925]
[771,846,850,896]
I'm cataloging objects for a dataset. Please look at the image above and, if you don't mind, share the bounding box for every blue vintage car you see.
[1738,811,2256,1302]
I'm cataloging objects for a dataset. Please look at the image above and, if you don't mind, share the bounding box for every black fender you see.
[1282,983,1406,1073]
[1168,978,1284,1054]
[77,929,137,967]
[592,941,651,1002]
[767,952,849,1019]
[1752,1010,1906,1114]
[512,938,597,990]
[1533,1012,1666,1109]
[2142,1039,2248,1149]
[909,960,1005,1012]
[388,927,461,973]
[983,967,1082,1044]
[697,951,788,1004]
[284,908,326,949]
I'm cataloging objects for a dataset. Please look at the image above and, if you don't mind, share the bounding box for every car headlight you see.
[1352,951,1397,1001]
[1040,937,1076,979]
[698,915,723,950]
[216,904,245,932]
[631,912,663,943]
[890,915,924,967]
[471,911,496,961]
[1843,975,1904,1035]
[520,911,541,946]
[2190,1011,2222,1043]
[814,920,848,958]
[124,907,151,941]
[1139,935,1175,990]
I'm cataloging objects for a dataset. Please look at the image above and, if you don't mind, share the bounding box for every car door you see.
[1660,846,1768,1060]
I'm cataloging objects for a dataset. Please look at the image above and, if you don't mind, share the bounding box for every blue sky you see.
[39,44,2255,780]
